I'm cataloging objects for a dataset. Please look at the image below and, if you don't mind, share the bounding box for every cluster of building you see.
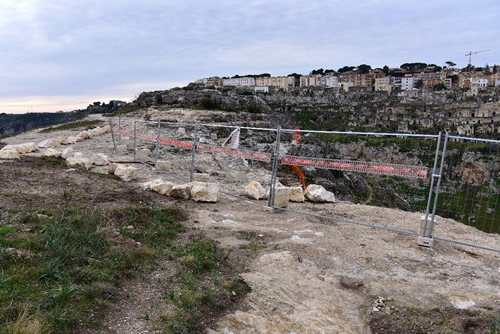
[194,67,500,95]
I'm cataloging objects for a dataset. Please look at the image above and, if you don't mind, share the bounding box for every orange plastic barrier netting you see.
[281,155,427,179]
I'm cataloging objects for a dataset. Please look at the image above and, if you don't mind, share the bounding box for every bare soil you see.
[1,112,499,333]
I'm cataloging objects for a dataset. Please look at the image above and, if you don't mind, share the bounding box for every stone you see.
[0,149,20,159]
[151,179,174,196]
[211,133,218,140]
[157,160,171,171]
[304,184,336,203]
[108,163,121,174]
[273,186,291,208]
[114,166,138,182]
[136,149,151,160]
[193,173,211,182]
[60,137,77,145]
[92,153,110,166]
[171,183,192,199]
[289,186,305,202]
[66,157,93,170]
[61,147,74,159]
[73,152,83,158]
[38,138,61,148]
[142,181,153,191]
[116,144,128,153]
[191,181,219,202]
[43,148,62,158]
[103,125,111,133]
[20,142,37,153]
[91,127,105,136]
[177,127,186,135]
[245,181,266,200]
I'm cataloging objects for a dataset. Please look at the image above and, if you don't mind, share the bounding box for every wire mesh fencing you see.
[431,135,499,235]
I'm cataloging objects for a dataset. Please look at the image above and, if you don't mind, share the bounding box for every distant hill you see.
[0,100,126,136]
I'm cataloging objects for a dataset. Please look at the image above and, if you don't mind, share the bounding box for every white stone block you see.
[151,179,174,196]
[304,184,335,203]
[289,186,305,202]
[0,149,20,160]
[114,166,138,182]
[61,147,74,159]
[38,139,61,148]
[20,142,37,153]
[108,163,121,174]
[191,182,219,202]
[171,183,192,199]
[157,160,171,171]
[245,181,266,200]
[136,149,150,160]
[103,125,111,133]
[43,148,62,158]
[116,144,128,153]
[273,187,291,208]
[66,157,93,170]
[92,153,110,166]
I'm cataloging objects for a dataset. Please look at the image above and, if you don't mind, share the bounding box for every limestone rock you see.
[43,148,62,158]
[114,166,138,182]
[136,149,151,160]
[20,142,37,153]
[91,127,105,136]
[116,144,128,153]
[108,163,121,174]
[171,183,192,199]
[61,147,74,159]
[289,186,305,202]
[93,153,110,166]
[38,138,61,148]
[157,160,171,171]
[191,182,219,202]
[151,179,174,196]
[142,181,153,191]
[60,137,77,145]
[304,184,336,203]
[66,157,93,170]
[273,186,291,208]
[0,149,20,159]
[245,181,266,200]
[73,152,83,158]
[103,125,111,133]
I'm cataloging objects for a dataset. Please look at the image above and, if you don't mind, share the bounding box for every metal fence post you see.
[133,120,137,160]
[190,124,198,182]
[154,120,161,169]
[428,132,449,237]
[118,114,121,145]
[109,118,117,154]
[422,131,442,237]
[268,126,281,207]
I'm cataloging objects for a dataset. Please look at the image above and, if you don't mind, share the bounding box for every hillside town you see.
[191,62,500,137]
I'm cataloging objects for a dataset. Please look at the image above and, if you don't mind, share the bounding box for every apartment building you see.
[255,76,289,90]
[223,77,256,87]
[300,74,321,87]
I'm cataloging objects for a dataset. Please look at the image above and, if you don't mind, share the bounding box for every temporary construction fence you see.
[108,116,500,253]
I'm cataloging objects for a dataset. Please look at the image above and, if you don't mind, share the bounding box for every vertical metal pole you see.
[422,132,442,236]
[268,126,281,207]
[133,120,137,160]
[428,132,449,237]
[190,124,198,182]
[109,118,117,154]
[118,114,121,145]
[154,120,161,169]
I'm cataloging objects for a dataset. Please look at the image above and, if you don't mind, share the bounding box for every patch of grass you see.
[158,237,250,333]
[39,120,104,133]
[0,206,180,332]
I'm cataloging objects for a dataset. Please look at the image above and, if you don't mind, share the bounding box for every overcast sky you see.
[1,0,499,113]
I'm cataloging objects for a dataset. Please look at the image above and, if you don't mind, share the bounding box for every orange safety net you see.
[288,165,306,190]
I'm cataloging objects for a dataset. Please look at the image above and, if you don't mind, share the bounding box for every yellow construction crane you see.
[465,49,489,71]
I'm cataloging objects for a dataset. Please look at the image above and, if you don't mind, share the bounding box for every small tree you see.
[445,61,456,68]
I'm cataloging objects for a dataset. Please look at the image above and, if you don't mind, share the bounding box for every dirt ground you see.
[1,112,500,333]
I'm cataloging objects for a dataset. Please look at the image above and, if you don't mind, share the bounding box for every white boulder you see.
[171,183,192,199]
[38,138,61,148]
[304,184,336,203]
[92,153,110,166]
[0,149,20,160]
[114,166,138,182]
[20,142,37,153]
[273,186,291,208]
[136,149,151,161]
[289,186,305,202]
[66,157,93,170]
[43,148,62,158]
[61,147,74,159]
[191,182,219,202]
[157,160,171,171]
[151,179,174,196]
[245,181,266,200]
[108,163,121,174]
